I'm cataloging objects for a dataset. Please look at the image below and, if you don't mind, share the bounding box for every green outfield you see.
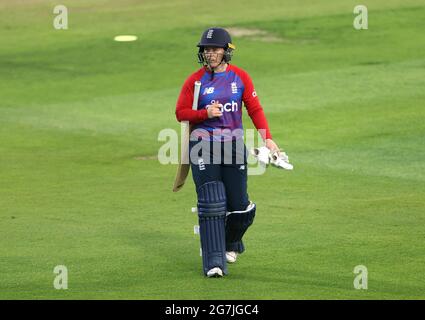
[1,0,424,299]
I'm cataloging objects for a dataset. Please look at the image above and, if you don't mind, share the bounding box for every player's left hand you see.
[265,139,280,153]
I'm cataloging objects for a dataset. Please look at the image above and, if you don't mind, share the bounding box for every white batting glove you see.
[269,149,293,170]
[250,146,271,166]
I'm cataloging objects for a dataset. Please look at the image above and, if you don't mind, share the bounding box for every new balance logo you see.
[203,87,215,95]
[198,158,205,171]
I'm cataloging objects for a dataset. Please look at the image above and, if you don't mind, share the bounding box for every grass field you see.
[1,0,424,299]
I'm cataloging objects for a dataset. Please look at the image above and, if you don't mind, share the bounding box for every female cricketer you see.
[175,27,282,277]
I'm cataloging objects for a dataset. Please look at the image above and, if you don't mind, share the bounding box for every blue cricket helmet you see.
[197,27,236,64]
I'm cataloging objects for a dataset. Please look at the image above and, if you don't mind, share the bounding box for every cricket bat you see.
[172,80,202,192]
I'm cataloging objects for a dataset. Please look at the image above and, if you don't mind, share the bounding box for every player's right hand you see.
[206,102,223,118]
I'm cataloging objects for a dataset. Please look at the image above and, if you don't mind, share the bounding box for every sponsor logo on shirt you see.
[211,99,238,112]
[203,87,215,95]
